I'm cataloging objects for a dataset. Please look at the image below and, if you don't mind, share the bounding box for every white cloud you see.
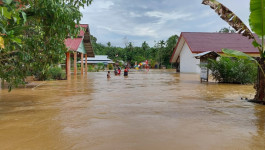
[81,0,250,47]
[145,11,193,23]
[129,12,143,18]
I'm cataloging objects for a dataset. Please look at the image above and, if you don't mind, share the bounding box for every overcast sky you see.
[80,0,250,47]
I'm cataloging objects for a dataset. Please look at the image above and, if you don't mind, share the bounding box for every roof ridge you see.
[182,32,239,34]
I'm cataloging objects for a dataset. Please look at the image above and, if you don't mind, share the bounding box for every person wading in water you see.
[124,67,128,76]
[107,71,111,78]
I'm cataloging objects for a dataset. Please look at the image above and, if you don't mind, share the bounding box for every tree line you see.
[90,35,179,68]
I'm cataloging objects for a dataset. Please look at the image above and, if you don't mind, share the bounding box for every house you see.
[170,32,260,73]
[64,24,94,78]
[78,55,114,65]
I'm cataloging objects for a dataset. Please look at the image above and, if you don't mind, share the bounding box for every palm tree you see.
[158,40,165,68]
[141,41,149,59]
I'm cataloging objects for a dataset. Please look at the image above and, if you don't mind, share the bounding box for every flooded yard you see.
[0,69,265,150]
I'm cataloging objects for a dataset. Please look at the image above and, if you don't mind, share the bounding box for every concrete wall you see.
[179,42,200,73]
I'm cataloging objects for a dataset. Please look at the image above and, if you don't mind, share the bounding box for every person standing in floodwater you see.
[117,67,121,75]
[107,71,111,78]
[124,67,128,76]
[114,68,118,75]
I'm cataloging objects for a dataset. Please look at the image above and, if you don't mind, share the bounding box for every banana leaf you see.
[202,0,263,54]
[222,48,265,75]
[222,49,255,61]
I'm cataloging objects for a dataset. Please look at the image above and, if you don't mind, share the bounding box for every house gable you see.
[179,42,200,73]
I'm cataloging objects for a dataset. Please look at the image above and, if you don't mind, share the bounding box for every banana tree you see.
[202,0,265,102]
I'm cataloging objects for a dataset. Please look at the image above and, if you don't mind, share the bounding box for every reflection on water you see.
[0,70,264,150]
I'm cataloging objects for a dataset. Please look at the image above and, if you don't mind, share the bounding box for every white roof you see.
[84,55,111,61]
[78,55,114,64]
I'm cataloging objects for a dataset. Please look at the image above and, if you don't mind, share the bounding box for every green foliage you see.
[222,49,255,61]
[87,65,94,72]
[107,64,114,70]
[206,57,257,84]
[150,59,156,68]
[118,61,123,67]
[219,27,236,33]
[249,0,265,39]
[87,64,105,72]
[91,34,178,68]
[34,66,66,81]
[0,0,93,90]
[97,63,105,70]
[48,67,66,80]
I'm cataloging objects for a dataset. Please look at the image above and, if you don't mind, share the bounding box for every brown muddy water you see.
[0,69,265,150]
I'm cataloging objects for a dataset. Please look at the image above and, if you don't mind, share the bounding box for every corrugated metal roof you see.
[64,38,82,51]
[194,51,219,59]
[182,32,259,53]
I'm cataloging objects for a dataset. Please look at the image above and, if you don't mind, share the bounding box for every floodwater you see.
[0,70,265,150]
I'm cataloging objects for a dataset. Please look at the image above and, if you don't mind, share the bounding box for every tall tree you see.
[107,42,111,47]
[158,40,165,67]
[165,35,179,67]
[125,42,134,66]
[141,41,149,59]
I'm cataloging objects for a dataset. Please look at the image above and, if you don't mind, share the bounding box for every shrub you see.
[206,57,257,84]
[107,64,114,70]
[34,66,66,80]
[119,62,123,67]
[88,65,94,72]
[48,66,66,80]
[166,64,172,69]
[97,63,105,70]
[150,59,156,68]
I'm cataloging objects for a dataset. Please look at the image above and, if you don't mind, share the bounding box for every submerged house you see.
[64,24,94,78]
[170,32,260,73]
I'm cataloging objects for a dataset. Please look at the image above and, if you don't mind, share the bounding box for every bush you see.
[97,63,105,70]
[88,65,95,72]
[166,64,172,69]
[206,57,257,84]
[48,67,66,80]
[34,66,66,80]
[150,59,156,68]
[107,64,114,70]
[119,61,123,67]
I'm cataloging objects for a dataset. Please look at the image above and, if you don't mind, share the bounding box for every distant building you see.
[78,55,114,65]
[170,32,260,73]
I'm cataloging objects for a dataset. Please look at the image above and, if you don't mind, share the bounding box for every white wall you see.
[179,42,200,73]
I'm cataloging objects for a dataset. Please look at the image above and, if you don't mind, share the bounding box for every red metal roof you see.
[76,24,88,37]
[64,38,82,51]
[65,24,89,51]
[182,32,259,53]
